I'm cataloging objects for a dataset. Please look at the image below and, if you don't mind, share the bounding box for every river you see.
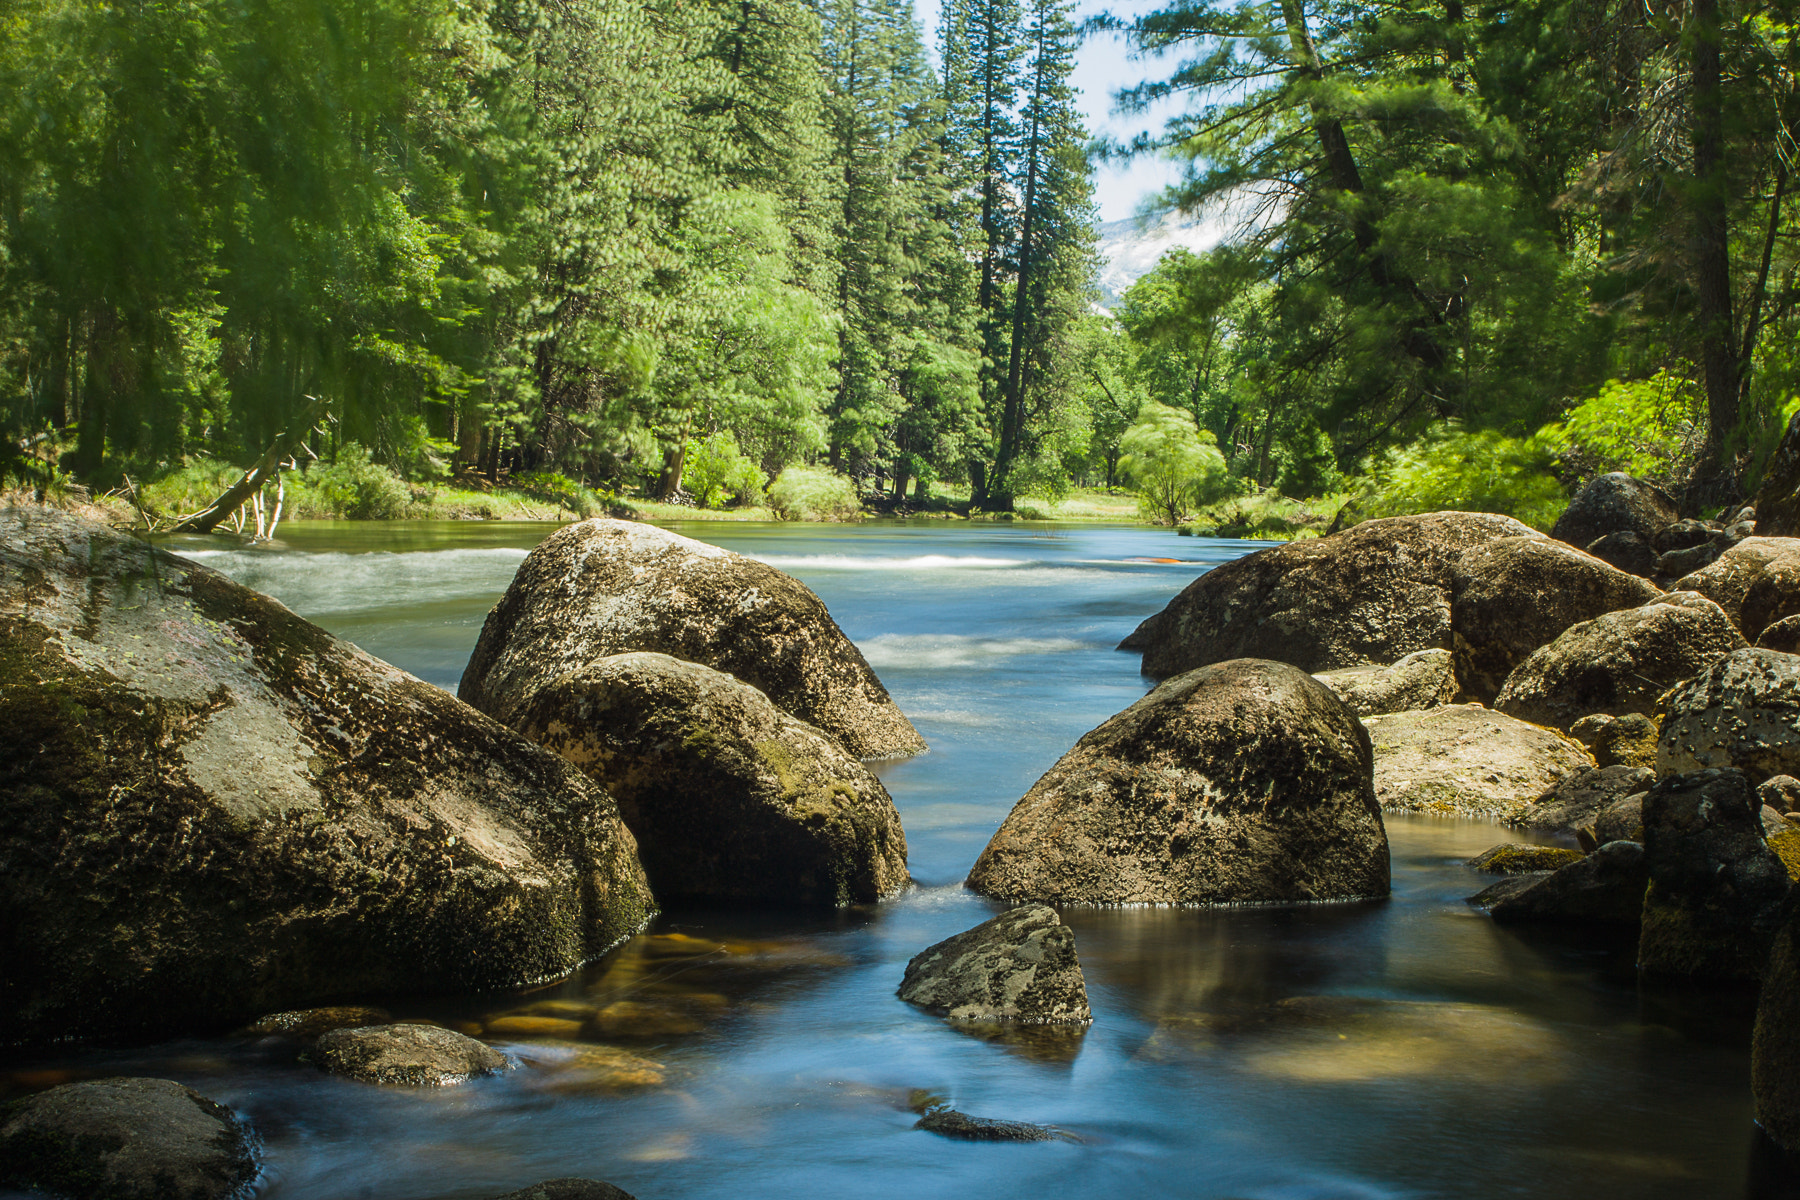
[0,519,1768,1199]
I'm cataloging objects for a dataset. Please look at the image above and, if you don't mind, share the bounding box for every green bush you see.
[1539,370,1703,487]
[683,432,766,509]
[1355,423,1567,531]
[767,466,861,521]
[136,458,245,520]
[301,443,413,519]
[1117,402,1237,524]
[513,470,611,518]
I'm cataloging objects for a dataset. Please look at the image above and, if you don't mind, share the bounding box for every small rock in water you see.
[914,1107,1059,1142]
[309,1023,510,1086]
[241,1005,392,1038]
[0,1077,256,1200]
[898,906,1091,1025]
[1465,844,1583,874]
[486,1181,638,1200]
[1473,840,1648,925]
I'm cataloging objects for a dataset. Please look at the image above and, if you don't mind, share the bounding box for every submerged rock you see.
[1515,765,1655,837]
[1569,712,1659,769]
[966,659,1389,906]
[0,1077,256,1200]
[0,507,654,1043]
[309,1023,511,1086]
[1121,512,1536,679]
[1638,770,1790,980]
[1551,473,1679,554]
[242,1007,393,1039]
[897,906,1091,1024]
[486,1183,638,1200]
[1658,649,1800,781]
[914,1108,1060,1142]
[1313,648,1457,716]
[1473,840,1648,924]
[459,518,923,759]
[511,652,908,906]
[1450,536,1661,702]
[1362,704,1594,823]
[1466,844,1584,874]
[1492,593,1745,730]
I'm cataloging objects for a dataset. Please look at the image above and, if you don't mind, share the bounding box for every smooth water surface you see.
[0,520,1765,1200]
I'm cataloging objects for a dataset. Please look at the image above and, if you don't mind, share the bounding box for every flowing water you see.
[0,519,1772,1199]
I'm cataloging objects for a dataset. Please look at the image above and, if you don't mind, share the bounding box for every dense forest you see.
[1,0,1797,526]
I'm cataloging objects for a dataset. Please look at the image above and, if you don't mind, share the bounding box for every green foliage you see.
[684,432,767,509]
[1355,425,1568,532]
[767,466,862,521]
[1117,402,1235,524]
[302,444,414,521]
[511,472,612,519]
[1538,371,1704,488]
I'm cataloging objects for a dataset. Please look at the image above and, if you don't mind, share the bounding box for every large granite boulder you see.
[1120,512,1536,679]
[1514,765,1655,837]
[1584,531,1658,578]
[1313,648,1457,716]
[897,906,1090,1024]
[1362,704,1594,823]
[1659,649,1800,781]
[1638,769,1790,979]
[1491,592,1745,730]
[511,652,908,906]
[309,1023,511,1086]
[1758,614,1800,653]
[1673,537,1800,632]
[1551,472,1679,553]
[460,519,922,759]
[1754,897,1800,1151]
[1471,839,1648,924]
[1449,536,1662,701]
[966,660,1389,905]
[0,507,654,1043]
[0,1078,256,1200]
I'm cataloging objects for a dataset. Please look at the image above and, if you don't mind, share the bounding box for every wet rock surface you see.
[1492,593,1744,730]
[1450,536,1661,702]
[1472,840,1648,924]
[0,1077,256,1200]
[966,660,1389,905]
[1638,770,1790,980]
[1516,765,1655,837]
[897,906,1091,1024]
[1362,704,1594,823]
[309,1023,511,1086]
[459,518,923,759]
[914,1108,1059,1142]
[511,652,908,905]
[1121,512,1535,678]
[1313,648,1457,717]
[1658,648,1800,781]
[0,507,654,1043]
[1551,473,1679,553]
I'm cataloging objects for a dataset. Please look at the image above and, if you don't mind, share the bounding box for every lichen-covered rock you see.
[1653,519,1722,555]
[1551,473,1679,553]
[511,652,908,906]
[1466,844,1584,873]
[1362,704,1594,823]
[0,1078,255,1200]
[1313,648,1457,717]
[1451,537,1663,702]
[0,507,654,1043]
[914,1108,1058,1142]
[1754,897,1800,1151]
[1514,765,1655,836]
[1492,593,1745,730]
[1673,537,1800,631]
[1595,793,1647,844]
[966,660,1389,905]
[1660,542,1723,578]
[1759,615,1800,653]
[487,1182,637,1200]
[897,906,1090,1024]
[1658,649,1800,781]
[1472,840,1648,924]
[1638,770,1790,980]
[459,518,922,759]
[310,1023,510,1086]
[1586,531,1658,578]
[1741,547,1800,641]
[1570,712,1660,768]
[1121,512,1536,679]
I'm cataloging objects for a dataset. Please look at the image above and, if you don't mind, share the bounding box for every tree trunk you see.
[1689,0,1740,503]
[175,397,323,534]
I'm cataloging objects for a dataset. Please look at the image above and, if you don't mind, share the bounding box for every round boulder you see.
[1569,712,1660,769]
[1659,649,1800,781]
[1551,473,1679,552]
[1450,536,1662,701]
[0,1078,255,1200]
[1673,537,1800,631]
[310,1023,510,1086]
[0,507,653,1043]
[510,652,908,906]
[1585,531,1658,578]
[897,906,1090,1024]
[966,660,1389,905]
[459,519,923,759]
[1492,592,1745,730]
[1362,704,1594,823]
[1121,512,1536,679]
[1515,765,1655,837]
[1313,648,1457,717]
[1758,615,1800,653]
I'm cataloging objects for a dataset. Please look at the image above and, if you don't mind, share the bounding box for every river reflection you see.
[1,520,1780,1199]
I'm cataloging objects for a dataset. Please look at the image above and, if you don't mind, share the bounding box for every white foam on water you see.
[751,553,1029,571]
[183,548,529,616]
[857,633,1089,670]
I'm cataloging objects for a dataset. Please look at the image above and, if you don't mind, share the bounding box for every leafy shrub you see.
[302,443,413,519]
[1117,402,1237,524]
[513,470,610,518]
[1539,370,1703,487]
[683,432,766,509]
[768,466,861,521]
[1355,423,1567,531]
[136,459,245,520]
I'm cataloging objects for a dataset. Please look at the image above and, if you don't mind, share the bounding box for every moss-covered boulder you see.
[1570,712,1660,768]
[1466,844,1584,874]
[460,518,923,759]
[0,1078,256,1200]
[1362,704,1594,823]
[966,659,1389,905]
[511,651,908,905]
[1450,536,1662,702]
[1120,512,1536,679]
[1659,648,1800,781]
[1313,648,1457,717]
[1638,769,1790,980]
[897,906,1090,1024]
[1492,592,1745,730]
[0,506,654,1042]
[487,1183,638,1200]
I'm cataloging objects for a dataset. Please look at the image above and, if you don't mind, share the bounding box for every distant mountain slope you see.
[1094,210,1233,308]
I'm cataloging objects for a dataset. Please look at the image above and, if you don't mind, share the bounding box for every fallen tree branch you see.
[175,397,324,534]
